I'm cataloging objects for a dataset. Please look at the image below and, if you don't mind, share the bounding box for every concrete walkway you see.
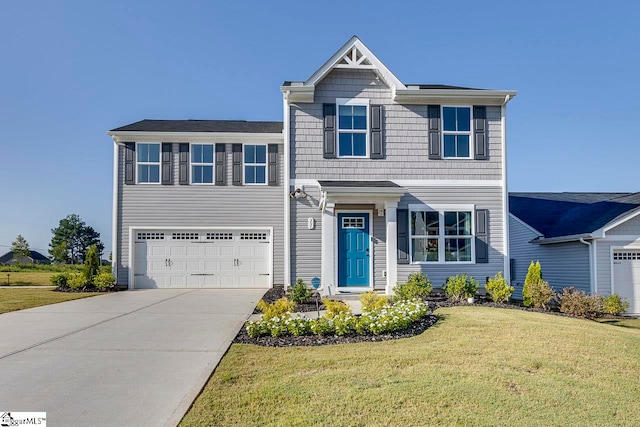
[0,288,265,426]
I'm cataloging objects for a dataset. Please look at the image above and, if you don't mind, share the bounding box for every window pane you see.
[192,145,201,163]
[244,145,255,163]
[148,144,160,162]
[255,166,266,183]
[255,145,266,163]
[444,135,456,157]
[339,133,353,156]
[445,238,472,262]
[245,166,255,183]
[149,165,159,182]
[138,165,148,182]
[459,211,472,235]
[457,108,470,132]
[353,106,367,130]
[202,165,213,183]
[203,144,213,163]
[457,135,470,157]
[411,212,426,236]
[444,212,458,235]
[138,144,148,162]
[443,107,456,132]
[192,166,202,183]
[338,105,352,130]
[426,212,439,235]
[412,238,438,262]
[352,133,366,156]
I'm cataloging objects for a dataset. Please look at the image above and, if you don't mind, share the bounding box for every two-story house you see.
[108,36,516,293]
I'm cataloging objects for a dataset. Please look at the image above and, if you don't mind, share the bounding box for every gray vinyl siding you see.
[290,69,502,181]
[397,186,506,288]
[290,186,322,285]
[509,215,591,298]
[115,143,285,286]
[606,214,640,235]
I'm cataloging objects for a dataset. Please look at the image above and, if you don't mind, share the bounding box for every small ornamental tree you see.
[11,234,31,259]
[523,261,543,307]
[83,244,100,283]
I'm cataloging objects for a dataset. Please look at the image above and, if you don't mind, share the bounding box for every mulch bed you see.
[253,284,322,313]
[54,286,118,293]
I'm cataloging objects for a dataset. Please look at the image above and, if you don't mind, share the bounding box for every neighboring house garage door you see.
[133,230,270,289]
[612,250,640,314]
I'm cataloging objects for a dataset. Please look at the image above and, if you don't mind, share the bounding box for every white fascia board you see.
[393,179,502,187]
[303,36,406,91]
[596,207,640,237]
[108,131,284,144]
[281,85,315,103]
[393,90,517,105]
[532,233,593,245]
[508,213,543,237]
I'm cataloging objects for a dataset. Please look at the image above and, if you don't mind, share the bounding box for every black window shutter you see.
[428,105,441,160]
[370,104,384,159]
[232,144,242,185]
[473,106,488,160]
[268,144,278,186]
[323,103,336,159]
[476,209,489,263]
[178,143,189,185]
[215,144,225,185]
[397,208,410,264]
[124,142,135,185]
[161,143,172,185]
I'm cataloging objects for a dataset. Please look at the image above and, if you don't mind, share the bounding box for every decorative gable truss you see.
[335,45,374,69]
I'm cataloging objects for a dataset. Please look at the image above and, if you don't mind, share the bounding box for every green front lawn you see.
[181,307,640,426]
[0,288,98,314]
[0,271,55,286]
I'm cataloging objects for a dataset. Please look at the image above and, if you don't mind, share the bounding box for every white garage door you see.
[133,230,270,289]
[613,250,640,314]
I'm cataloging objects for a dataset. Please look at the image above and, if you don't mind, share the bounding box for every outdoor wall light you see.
[289,188,308,199]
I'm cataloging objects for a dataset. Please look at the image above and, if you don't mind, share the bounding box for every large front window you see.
[137,143,160,183]
[244,144,266,184]
[442,106,471,158]
[410,208,473,263]
[191,144,214,184]
[338,100,368,157]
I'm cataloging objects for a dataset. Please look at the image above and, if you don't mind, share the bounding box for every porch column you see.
[385,201,398,295]
[321,201,336,289]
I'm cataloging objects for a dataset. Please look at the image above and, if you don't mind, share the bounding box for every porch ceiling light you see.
[290,188,308,199]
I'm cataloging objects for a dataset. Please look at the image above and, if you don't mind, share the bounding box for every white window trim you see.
[408,204,476,264]
[136,142,161,184]
[243,143,268,185]
[190,143,216,185]
[336,98,370,159]
[442,105,473,160]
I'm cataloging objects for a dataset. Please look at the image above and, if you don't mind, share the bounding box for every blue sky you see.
[1,0,638,256]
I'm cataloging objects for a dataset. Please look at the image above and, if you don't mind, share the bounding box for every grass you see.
[596,317,640,330]
[0,288,98,314]
[181,306,640,427]
[1,271,56,286]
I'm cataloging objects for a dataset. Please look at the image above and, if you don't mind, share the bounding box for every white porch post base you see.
[385,202,398,295]
[321,202,336,288]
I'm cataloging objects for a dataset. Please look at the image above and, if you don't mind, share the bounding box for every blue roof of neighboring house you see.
[0,250,50,264]
[110,119,283,133]
[509,192,640,238]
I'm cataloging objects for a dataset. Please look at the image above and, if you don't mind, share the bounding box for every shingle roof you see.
[0,250,50,264]
[110,119,283,133]
[318,180,401,188]
[509,192,640,238]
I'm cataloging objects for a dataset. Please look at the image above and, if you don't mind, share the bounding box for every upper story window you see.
[137,143,160,183]
[191,144,214,184]
[442,106,472,159]
[337,99,368,157]
[410,207,474,263]
[244,144,267,184]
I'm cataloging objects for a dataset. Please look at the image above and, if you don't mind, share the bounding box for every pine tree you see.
[11,235,31,259]
[83,244,100,283]
[523,261,543,307]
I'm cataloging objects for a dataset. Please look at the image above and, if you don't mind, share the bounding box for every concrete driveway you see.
[0,289,265,426]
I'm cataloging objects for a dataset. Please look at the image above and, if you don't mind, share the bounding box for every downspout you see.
[111,136,119,280]
[283,91,291,289]
[501,95,512,282]
[579,237,594,294]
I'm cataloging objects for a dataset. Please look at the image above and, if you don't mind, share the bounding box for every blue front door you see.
[338,213,370,287]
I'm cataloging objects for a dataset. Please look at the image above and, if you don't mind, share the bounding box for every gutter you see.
[531,233,593,245]
[283,91,291,289]
[110,137,119,280]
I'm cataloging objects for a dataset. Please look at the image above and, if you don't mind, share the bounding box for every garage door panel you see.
[186,246,201,257]
[150,246,166,257]
[170,246,186,256]
[204,246,220,257]
[613,250,640,314]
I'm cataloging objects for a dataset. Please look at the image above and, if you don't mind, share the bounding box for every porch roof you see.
[318,181,406,206]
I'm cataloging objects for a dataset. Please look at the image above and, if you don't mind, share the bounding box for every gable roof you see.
[109,119,283,134]
[509,192,640,241]
[282,36,517,105]
[0,250,50,264]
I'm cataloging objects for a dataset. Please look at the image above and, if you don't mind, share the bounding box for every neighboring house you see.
[0,250,50,265]
[509,192,640,314]
[108,36,517,294]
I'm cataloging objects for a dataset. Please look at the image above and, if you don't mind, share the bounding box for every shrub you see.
[485,271,514,303]
[286,316,312,336]
[289,278,313,304]
[93,272,116,291]
[524,280,555,310]
[360,291,389,312]
[523,261,544,307]
[67,272,88,290]
[602,294,630,315]
[558,287,603,319]
[333,312,358,336]
[392,272,433,302]
[322,299,350,317]
[444,274,479,302]
[310,317,335,336]
[50,272,69,288]
[83,244,100,283]
[358,299,430,335]
[256,297,296,320]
